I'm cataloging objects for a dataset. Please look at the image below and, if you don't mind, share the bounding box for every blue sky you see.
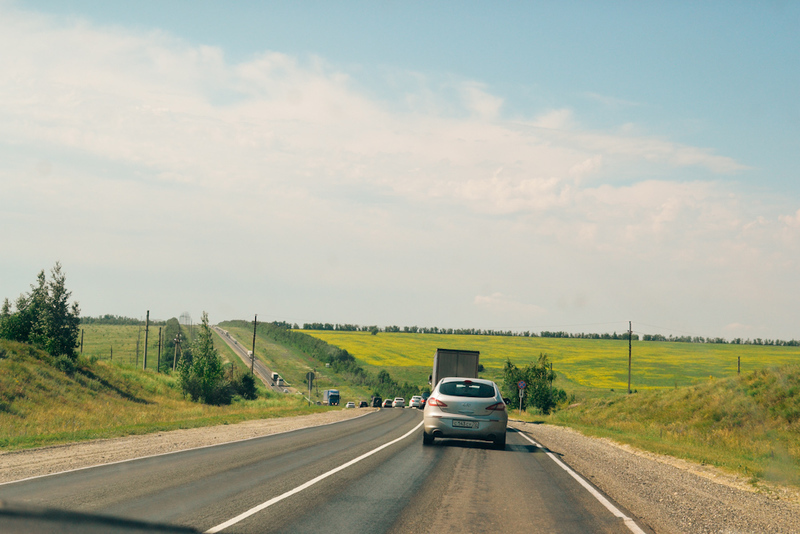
[2,1,799,340]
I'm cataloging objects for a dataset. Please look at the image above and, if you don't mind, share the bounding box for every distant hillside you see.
[549,365,800,487]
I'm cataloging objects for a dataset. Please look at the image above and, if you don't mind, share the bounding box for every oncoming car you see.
[422,377,507,449]
[345,401,356,408]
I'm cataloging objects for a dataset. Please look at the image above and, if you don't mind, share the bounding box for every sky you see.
[1,1,799,340]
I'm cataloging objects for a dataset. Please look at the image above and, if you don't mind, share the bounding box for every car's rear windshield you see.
[438,381,495,398]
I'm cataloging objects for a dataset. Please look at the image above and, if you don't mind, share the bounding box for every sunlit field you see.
[78,324,177,370]
[301,330,800,392]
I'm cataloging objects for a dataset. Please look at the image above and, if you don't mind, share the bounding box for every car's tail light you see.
[486,402,505,411]
[427,397,447,407]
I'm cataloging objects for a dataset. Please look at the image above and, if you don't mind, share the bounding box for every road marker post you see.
[518,380,526,415]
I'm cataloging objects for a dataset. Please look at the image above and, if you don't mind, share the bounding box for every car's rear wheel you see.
[422,432,434,445]
[493,434,506,450]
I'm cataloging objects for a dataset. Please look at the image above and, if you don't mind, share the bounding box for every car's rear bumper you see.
[423,414,507,441]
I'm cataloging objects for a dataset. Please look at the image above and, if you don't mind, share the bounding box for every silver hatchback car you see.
[422,377,508,449]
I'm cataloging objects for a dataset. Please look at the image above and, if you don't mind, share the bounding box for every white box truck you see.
[430,349,480,387]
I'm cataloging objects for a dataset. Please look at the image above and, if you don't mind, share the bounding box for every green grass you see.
[78,324,178,371]
[222,325,375,404]
[0,338,330,451]
[544,365,800,487]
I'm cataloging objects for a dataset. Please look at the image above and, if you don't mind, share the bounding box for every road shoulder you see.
[511,421,800,534]
[0,409,374,484]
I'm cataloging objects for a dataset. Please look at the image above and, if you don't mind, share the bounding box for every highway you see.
[212,326,288,394]
[0,410,650,533]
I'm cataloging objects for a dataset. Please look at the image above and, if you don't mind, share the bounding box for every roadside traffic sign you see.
[517,380,526,390]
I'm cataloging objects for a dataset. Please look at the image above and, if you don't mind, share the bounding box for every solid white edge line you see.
[513,429,647,534]
[0,411,376,487]
[204,421,424,534]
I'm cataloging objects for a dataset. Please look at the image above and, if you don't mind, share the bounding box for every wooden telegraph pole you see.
[157,327,162,373]
[172,333,181,372]
[628,321,632,394]
[143,310,150,370]
[251,314,258,374]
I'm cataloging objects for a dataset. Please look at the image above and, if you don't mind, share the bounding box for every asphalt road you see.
[0,410,650,533]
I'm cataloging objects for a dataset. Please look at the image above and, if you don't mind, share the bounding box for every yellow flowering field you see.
[301,330,800,391]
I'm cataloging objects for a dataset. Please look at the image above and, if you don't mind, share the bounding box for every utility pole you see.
[157,327,162,373]
[144,310,150,370]
[172,333,182,372]
[80,329,84,354]
[136,324,141,367]
[251,314,258,374]
[628,321,632,394]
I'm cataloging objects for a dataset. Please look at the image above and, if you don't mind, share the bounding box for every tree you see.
[0,263,80,361]
[41,263,81,359]
[502,354,566,414]
[177,311,229,404]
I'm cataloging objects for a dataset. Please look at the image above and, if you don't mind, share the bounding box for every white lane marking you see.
[205,421,424,533]
[0,411,376,487]
[514,429,647,534]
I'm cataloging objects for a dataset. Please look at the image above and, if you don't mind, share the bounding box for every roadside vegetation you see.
[0,338,327,451]
[220,320,427,404]
[544,365,800,487]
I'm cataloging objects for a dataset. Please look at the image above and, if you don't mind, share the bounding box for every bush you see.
[502,353,566,415]
[55,354,76,375]
[233,372,258,400]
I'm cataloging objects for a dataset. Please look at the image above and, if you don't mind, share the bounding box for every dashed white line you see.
[205,421,424,533]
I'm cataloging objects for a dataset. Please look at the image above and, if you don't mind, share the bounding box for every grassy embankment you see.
[301,330,800,487]
[550,366,800,487]
[0,337,329,451]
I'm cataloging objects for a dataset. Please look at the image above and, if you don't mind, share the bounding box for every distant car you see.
[372,396,383,407]
[358,400,368,408]
[423,377,507,450]
[409,395,423,408]
[345,401,356,408]
[421,392,430,408]
[382,398,393,408]
[392,397,405,408]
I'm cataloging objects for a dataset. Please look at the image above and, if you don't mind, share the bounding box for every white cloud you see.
[2,5,799,338]
[460,83,503,119]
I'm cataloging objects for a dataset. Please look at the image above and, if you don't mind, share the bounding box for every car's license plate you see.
[452,420,477,428]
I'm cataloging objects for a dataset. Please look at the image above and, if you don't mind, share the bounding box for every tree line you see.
[641,333,800,346]
[80,314,168,326]
[300,322,799,346]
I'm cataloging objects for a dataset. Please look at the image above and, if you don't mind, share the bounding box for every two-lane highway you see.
[0,410,650,533]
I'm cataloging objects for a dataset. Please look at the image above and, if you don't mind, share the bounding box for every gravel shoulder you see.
[0,409,374,485]
[511,421,800,534]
